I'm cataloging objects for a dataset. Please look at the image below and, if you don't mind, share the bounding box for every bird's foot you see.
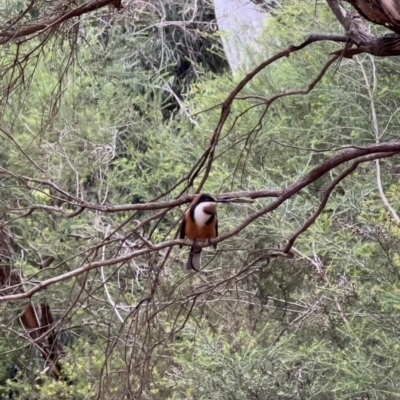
[207,238,217,249]
[192,239,201,250]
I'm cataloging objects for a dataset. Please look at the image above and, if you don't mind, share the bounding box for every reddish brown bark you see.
[0,224,63,380]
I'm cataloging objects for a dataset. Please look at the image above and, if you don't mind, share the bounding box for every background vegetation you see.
[1,0,400,399]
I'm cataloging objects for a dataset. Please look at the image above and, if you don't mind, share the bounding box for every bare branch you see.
[193,35,343,193]
[284,151,398,252]
[0,0,123,45]
[215,144,400,246]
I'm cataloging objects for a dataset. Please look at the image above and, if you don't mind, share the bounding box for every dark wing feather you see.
[179,214,187,248]
[213,216,218,249]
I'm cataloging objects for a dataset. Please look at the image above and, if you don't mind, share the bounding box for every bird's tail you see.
[187,246,202,271]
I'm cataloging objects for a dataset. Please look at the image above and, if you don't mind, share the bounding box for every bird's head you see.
[191,193,229,214]
[194,193,230,204]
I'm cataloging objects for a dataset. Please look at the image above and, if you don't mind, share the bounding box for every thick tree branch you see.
[326,0,400,57]
[343,0,400,33]
[326,0,375,44]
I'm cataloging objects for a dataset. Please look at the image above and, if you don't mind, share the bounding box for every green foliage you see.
[3,0,400,399]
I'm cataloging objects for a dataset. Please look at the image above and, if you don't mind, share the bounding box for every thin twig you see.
[356,56,400,225]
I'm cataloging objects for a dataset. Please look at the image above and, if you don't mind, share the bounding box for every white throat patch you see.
[194,202,215,228]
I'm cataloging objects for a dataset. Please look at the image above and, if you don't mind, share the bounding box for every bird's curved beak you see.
[217,197,254,204]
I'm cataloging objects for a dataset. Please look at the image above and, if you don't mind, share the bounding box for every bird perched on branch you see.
[179,194,229,271]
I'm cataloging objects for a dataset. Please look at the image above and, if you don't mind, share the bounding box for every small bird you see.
[179,194,229,271]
